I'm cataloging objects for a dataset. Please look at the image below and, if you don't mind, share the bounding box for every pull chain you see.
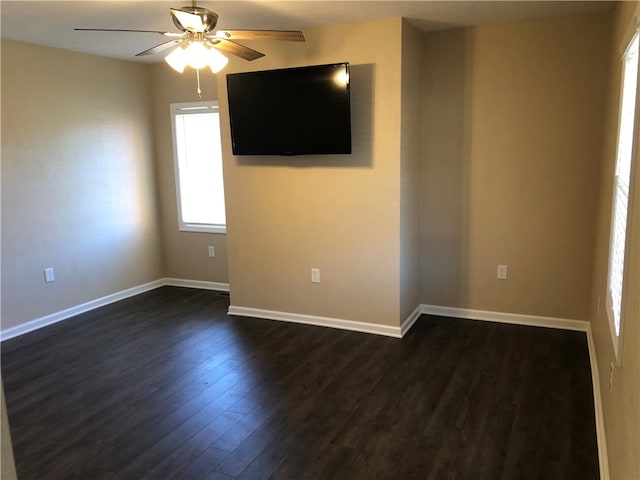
[196,68,202,99]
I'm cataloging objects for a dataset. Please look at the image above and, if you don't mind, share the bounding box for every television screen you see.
[226,62,351,156]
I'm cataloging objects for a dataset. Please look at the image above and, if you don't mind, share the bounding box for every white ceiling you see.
[1,0,614,63]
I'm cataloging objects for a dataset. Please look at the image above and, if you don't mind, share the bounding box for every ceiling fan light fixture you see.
[207,47,228,73]
[184,41,209,69]
[165,45,187,72]
[165,42,228,74]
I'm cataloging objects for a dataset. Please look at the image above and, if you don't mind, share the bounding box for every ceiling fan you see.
[75,1,305,73]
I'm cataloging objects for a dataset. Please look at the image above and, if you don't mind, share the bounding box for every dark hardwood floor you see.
[1,287,599,479]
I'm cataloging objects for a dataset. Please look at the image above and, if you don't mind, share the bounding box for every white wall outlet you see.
[311,268,320,283]
[497,264,508,280]
[208,246,216,257]
[44,267,55,283]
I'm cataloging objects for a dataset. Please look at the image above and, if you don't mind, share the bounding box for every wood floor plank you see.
[1,286,599,479]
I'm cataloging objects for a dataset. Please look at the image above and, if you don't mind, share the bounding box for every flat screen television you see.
[226,62,351,156]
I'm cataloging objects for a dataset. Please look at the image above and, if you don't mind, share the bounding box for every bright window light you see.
[170,101,226,233]
[607,31,638,359]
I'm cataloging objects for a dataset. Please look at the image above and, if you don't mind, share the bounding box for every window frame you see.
[170,101,227,234]
[606,27,640,364]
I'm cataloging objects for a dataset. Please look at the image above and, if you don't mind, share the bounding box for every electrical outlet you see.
[497,264,508,280]
[208,246,216,257]
[311,268,320,283]
[44,267,55,283]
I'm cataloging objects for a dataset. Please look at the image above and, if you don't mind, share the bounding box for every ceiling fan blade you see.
[215,30,305,42]
[74,28,182,37]
[170,8,205,33]
[208,38,264,61]
[135,39,184,57]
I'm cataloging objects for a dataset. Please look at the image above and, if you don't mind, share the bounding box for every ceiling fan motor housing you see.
[172,6,219,32]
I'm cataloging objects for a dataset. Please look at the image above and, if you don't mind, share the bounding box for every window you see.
[607,31,639,361]
[170,101,226,233]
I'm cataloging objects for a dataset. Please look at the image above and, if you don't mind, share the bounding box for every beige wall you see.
[218,18,405,327]
[150,63,228,283]
[420,27,471,309]
[400,19,423,322]
[1,40,162,330]
[420,13,611,320]
[590,2,640,478]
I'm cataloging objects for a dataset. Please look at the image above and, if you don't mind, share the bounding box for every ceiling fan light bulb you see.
[207,48,229,73]
[184,41,209,69]
[165,46,187,73]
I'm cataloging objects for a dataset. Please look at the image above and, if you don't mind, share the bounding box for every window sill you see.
[179,224,226,234]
